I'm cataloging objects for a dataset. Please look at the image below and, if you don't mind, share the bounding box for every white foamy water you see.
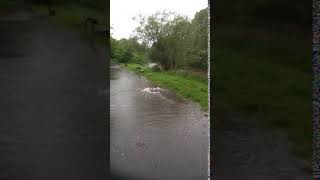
[141,87,161,94]
[148,63,158,68]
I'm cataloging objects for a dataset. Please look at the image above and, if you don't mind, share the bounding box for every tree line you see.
[111,8,208,71]
[25,0,106,10]
[215,0,310,27]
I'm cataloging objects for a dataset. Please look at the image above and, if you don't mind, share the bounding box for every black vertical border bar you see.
[106,0,111,178]
[313,0,320,179]
[209,0,214,179]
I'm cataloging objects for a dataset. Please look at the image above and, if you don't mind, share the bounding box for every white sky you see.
[111,0,208,40]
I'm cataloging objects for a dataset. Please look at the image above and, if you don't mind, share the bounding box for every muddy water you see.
[110,65,208,180]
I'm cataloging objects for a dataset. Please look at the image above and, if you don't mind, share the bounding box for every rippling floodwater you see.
[110,65,208,180]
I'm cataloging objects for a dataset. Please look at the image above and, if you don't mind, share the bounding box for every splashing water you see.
[141,87,161,94]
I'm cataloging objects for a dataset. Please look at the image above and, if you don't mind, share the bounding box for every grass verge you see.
[214,25,312,160]
[31,4,107,46]
[0,0,10,12]
[124,63,208,110]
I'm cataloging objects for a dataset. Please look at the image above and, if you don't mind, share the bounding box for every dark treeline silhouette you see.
[215,0,311,29]
[25,0,106,10]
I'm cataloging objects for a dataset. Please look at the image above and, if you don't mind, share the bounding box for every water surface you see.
[110,65,208,180]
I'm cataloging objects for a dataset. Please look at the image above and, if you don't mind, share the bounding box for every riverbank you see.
[123,63,208,110]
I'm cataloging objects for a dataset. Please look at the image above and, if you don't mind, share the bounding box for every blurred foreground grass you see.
[214,25,312,160]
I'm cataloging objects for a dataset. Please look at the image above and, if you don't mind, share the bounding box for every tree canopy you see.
[111,8,208,70]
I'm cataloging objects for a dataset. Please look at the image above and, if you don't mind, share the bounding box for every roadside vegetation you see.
[214,25,312,160]
[126,63,208,109]
[111,8,208,109]
[211,0,312,161]
[0,1,7,9]
[30,0,107,46]
[0,0,11,12]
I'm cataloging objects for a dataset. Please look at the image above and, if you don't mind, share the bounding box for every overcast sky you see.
[111,0,208,40]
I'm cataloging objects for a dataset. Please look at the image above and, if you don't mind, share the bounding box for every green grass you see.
[124,63,208,110]
[214,25,312,160]
[31,4,107,46]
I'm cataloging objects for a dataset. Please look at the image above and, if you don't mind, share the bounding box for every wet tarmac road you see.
[110,66,208,180]
[214,109,311,180]
[0,13,106,180]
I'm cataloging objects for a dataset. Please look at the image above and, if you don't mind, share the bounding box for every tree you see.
[110,37,118,59]
[110,36,149,64]
[189,8,208,69]
[112,8,208,70]
[134,11,193,70]
[166,15,191,69]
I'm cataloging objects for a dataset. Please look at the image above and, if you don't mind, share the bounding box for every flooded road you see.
[110,65,208,180]
[0,11,106,180]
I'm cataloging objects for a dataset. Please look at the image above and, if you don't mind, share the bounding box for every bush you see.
[151,66,161,72]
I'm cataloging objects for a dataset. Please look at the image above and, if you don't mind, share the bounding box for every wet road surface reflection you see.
[0,15,106,180]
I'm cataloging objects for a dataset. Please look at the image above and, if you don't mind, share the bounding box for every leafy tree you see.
[189,8,208,69]
[110,37,148,64]
[111,8,208,71]
[110,36,118,59]
[134,11,192,70]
